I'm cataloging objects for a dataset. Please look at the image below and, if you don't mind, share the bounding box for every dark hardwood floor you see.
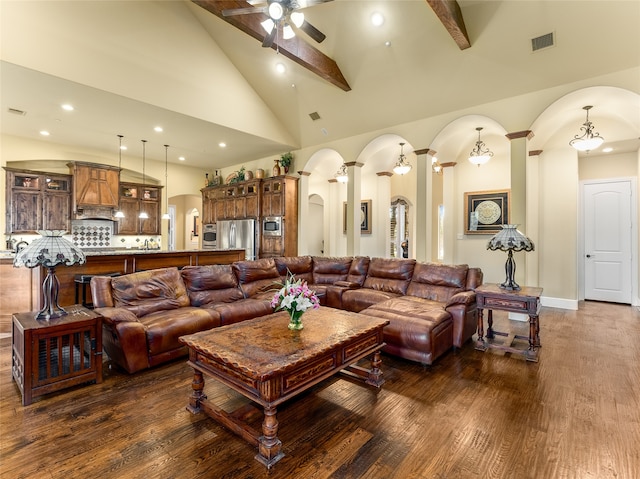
[1,301,639,478]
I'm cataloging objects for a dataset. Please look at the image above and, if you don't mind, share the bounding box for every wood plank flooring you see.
[1,301,639,478]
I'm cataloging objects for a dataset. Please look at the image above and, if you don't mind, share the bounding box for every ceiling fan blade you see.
[262,27,277,48]
[222,7,266,17]
[299,20,326,43]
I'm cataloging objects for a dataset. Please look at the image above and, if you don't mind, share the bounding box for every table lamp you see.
[486,225,534,291]
[13,230,86,320]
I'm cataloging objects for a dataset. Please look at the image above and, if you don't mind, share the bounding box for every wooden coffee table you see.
[179,307,389,469]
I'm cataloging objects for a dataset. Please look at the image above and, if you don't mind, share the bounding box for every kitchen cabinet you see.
[202,179,260,221]
[260,176,298,258]
[115,183,161,235]
[4,168,71,234]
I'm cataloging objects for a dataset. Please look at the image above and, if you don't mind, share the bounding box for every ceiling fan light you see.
[261,18,275,34]
[268,2,284,20]
[291,11,304,28]
[283,23,295,39]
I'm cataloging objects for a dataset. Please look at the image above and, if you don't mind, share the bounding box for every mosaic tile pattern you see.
[71,220,113,248]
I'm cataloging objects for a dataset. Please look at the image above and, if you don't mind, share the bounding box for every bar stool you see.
[74,272,120,309]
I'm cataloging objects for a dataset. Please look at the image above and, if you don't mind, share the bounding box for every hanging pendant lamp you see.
[114,134,125,218]
[162,144,170,220]
[139,140,149,219]
[335,163,348,183]
[468,127,493,166]
[393,142,412,175]
[569,105,604,152]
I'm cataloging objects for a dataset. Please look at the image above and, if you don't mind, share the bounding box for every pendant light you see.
[468,127,493,166]
[335,163,348,183]
[139,140,149,219]
[569,105,604,152]
[114,134,125,218]
[393,142,412,175]
[162,144,170,220]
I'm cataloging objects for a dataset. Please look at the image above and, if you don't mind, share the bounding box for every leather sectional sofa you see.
[91,256,482,373]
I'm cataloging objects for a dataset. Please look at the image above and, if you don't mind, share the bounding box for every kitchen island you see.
[0,249,245,333]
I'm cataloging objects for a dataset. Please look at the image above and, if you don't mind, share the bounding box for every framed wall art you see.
[343,199,372,234]
[464,189,510,234]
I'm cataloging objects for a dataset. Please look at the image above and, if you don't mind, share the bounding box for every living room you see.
[1,1,639,477]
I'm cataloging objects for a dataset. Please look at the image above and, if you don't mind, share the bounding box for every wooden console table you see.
[11,305,103,405]
[475,283,543,362]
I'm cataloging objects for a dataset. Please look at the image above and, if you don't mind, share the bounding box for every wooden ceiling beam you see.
[193,0,351,91]
[425,0,471,50]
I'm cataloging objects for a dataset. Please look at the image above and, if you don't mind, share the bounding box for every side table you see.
[11,305,103,406]
[475,283,543,362]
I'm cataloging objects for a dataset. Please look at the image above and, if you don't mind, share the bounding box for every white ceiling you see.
[1,0,639,170]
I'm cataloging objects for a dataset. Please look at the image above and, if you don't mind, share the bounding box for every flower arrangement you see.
[271,272,320,330]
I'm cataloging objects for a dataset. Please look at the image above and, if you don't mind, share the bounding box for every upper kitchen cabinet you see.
[4,168,72,234]
[68,162,120,219]
[115,183,161,235]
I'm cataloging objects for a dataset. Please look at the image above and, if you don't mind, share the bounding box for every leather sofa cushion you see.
[274,256,314,284]
[406,262,468,302]
[111,267,190,318]
[206,298,275,326]
[141,307,221,356]
[362,257,416,294]
[233,258,282,298]
[181,265,244,306]
[312,256,352,284]
[342,288,401,313]
[347,256,370,286]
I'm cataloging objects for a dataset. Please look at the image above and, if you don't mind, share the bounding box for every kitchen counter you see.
[0,249,245,333]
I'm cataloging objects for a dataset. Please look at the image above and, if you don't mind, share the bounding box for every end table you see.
[11,305,103,406]
[475,283,543,362]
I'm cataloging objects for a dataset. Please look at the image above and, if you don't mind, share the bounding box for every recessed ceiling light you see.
[602,147,613,153]
[219,142,226,148]
[371,12,384,27]
[154,126,163,132]
[39,130,50,136]
[276,62,286,74]
[178,156,185,161]
[385,40,391,47]
[61,104,74,111]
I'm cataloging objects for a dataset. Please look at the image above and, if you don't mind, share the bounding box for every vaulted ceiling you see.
[1,1,638,169]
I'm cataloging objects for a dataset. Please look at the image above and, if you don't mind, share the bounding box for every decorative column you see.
[414,148,435,262]
[328,178,341,256]
[440,162,457,264]
[297,171,311,255]
[526,149,542,288]
[345,161,363,256]
[376,172,392,256]
[505,130,533,227]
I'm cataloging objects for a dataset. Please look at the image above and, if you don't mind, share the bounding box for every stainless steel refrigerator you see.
[216,219,257,260]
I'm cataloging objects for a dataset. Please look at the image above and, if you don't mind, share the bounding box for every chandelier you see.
[569,105,604,152]
[393,142,412,175]
[432,156,442,175]
[468,127,493,166]
[335,163,348,183]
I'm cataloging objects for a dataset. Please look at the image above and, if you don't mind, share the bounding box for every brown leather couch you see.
[91,256,482,373]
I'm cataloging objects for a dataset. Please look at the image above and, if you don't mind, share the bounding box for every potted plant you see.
[279,152,293,173]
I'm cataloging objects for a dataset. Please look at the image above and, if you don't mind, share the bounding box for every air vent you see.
[309,111,321,121]
[531,32,555,52]
[8,107,26,116]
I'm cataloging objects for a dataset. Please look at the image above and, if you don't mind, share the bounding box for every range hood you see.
[68,161,120,220]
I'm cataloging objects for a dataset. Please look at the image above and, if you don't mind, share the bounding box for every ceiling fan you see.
[222,0,332,48]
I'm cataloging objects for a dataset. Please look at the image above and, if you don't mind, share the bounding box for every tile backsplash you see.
[71,220,113,248]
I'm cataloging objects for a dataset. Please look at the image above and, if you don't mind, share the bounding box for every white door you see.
[584,180,632,303]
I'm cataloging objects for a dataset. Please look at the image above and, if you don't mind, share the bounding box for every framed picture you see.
[464,189,510,234]
[343,199,372,234]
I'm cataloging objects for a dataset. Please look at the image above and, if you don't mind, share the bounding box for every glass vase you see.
[287,309,304,330]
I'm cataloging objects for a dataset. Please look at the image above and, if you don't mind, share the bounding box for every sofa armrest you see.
[95,307,140,325]
[333,280,360,289]
[445,290,476,308]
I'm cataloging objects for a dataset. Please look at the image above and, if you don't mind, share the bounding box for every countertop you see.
[0,248,241,260]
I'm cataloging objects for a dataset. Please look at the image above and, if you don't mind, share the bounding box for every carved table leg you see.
[487,310,494,339]
[256,405,284,469]
[366,350,385,388]
[475,308,488,351]
[186,369,206,414]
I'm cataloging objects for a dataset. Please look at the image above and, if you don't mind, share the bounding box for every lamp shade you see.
[14,230,86,269]
[487,225,534,253]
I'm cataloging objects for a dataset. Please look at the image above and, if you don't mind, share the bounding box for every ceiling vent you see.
[309,111,321,121]
[531,32,555,52]
[8,107,27,116]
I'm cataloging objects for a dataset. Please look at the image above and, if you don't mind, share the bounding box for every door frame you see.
[578,177,638,305]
